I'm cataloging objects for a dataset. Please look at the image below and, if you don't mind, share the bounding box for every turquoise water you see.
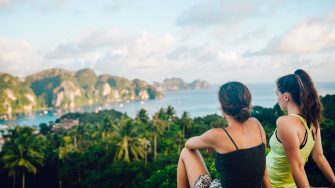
[1,83,334,126]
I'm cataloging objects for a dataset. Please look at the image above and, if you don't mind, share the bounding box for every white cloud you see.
[91,32,246,82]
[103,0,133,12]
[218,51,240,62]
[0,0,11,8]
[232,26,267,45]
[254,11,335,55]
[168,43,242,66]
[0,0,71,10]
[166,43,246,83]
[237,11,335,83]
[46,28,122,59]
[0,37,44,76]
[278,23,335,54]
[0,30,179,81]
[94,32,176,80]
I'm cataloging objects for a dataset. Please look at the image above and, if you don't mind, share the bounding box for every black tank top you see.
[215,124,266,188]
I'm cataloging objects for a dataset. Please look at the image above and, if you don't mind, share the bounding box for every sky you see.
[0,0,335,84]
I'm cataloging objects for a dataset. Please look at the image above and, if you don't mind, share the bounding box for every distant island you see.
[153,78,210,91]
[0,68,210,119]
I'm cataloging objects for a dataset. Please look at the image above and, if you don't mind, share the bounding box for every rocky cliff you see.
[0,68,163,117]
[0,73,44,119]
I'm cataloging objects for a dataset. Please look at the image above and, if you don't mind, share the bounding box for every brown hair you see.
[218,81,251,123]
[276,69,323,130]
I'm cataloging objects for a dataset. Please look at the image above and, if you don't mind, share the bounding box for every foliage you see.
[2,126,46,188]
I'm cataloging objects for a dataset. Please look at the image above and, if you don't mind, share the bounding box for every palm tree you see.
[176,131,184,154]
[157,108,168,120]
[101,116,114,139]
[2,126,45,188]
[112,118,146,162]
[136,109,150,124]
[58,136,77,160]
[58,134,83,186]
[138,138,151,166]
[151,112,168,159]
[87,121,112,152]
[180,111,192,138]
[166,105,176,122]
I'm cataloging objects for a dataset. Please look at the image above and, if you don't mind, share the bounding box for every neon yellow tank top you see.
[266,114,315,188]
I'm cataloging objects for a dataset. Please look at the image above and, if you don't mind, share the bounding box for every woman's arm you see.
[262,168,272,188]
[185,129,217,150]
[277,117,310,188]
[311,126,335,187]
[255,118,272,188]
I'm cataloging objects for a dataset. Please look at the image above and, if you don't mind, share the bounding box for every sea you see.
[1,83,334,126]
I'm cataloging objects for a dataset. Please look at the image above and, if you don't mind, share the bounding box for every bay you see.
[1,83,334,126]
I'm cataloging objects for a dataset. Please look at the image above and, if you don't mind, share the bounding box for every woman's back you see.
[266,114,315,188]
[212,117,265,152]
[213,118,266,188]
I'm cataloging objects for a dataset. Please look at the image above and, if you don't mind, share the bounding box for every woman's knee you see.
[180,147,198,159]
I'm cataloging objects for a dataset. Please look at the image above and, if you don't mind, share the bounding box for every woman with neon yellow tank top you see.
[266,69,335,188]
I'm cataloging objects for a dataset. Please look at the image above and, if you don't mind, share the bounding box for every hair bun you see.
[234,107,250,122]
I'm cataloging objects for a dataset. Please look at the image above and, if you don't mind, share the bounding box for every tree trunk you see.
[145,144,147,167]
[77,166,81,184]
[74,137,78,149]
[13,171,16,188]
[22,171,25,188]
[154,134,157,159]
[178,141,181,154]
[59,180,62,188]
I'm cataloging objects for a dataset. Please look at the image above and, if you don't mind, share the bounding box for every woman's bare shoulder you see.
[249,117,262,125]
[276,115,301,133]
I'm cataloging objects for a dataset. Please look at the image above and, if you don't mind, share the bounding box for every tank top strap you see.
[288,114,309,131]
[255,120,264,144]
[222,128,239,150]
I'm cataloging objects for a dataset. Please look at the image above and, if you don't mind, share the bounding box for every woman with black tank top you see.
[177,81,271,188]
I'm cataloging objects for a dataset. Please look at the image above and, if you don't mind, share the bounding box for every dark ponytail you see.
[294,69,323,130]
[218,81,251,123]
[277,69,323,131]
